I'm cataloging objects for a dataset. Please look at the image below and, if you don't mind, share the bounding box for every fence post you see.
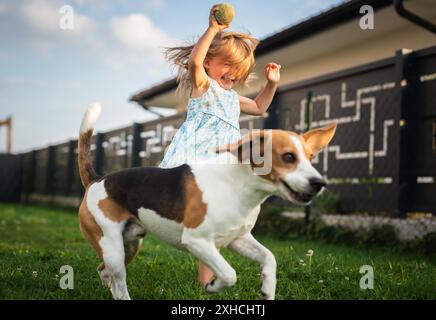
[45,146,55,196]
[131,123,142,168]
[28,150,37,196]
[22,151,36,203]
[94,133,105,176]
[65,140,75,196]
[395,48,417,218]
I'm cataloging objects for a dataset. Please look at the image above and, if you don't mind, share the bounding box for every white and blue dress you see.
[159,77,241,168]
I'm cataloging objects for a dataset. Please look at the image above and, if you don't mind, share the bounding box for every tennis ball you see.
[214,3,235,25]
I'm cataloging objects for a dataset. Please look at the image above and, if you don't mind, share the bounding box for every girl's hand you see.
[209,5,230,31]
[265,63,281,84]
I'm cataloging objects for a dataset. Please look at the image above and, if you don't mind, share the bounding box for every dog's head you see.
[215,123,337,205]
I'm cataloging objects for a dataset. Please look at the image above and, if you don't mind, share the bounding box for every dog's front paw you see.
[204,279,218,293]
[204,276,235,293]
[205,279,227,293]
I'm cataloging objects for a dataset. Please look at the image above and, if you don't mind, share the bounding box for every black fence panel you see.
[33,148,48,195]
[52,142,70,196]
[276,59,401,212]
[21,151,35,197]
[0,154,23,202]
[400,47,436,213]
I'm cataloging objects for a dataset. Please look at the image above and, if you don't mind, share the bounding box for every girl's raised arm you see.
[188,6,229,91]
[240,63,281,115]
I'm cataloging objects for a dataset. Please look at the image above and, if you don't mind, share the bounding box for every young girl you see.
[159,5,281,287]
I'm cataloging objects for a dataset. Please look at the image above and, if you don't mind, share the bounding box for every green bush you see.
[317,225,361,245]
[252,202,294,239]
[363,224,398,247]
[416,232,436,255]
[311,190,342,214]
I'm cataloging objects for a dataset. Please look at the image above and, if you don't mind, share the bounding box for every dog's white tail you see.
[80,102,101,134]
[78,102,101,188]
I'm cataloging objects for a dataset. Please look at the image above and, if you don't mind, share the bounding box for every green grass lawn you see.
[0,203,435,300]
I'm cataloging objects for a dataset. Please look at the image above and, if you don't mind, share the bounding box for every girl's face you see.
[204,57,238,90]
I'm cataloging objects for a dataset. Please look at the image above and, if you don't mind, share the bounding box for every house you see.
[130,0,436,113]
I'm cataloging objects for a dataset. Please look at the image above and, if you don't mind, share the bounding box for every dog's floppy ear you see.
[215,130,267,164]
[302,123,337,155]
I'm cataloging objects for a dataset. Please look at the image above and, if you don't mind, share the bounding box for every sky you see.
[0,0,344,153]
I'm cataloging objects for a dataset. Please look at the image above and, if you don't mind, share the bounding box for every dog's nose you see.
[309,177,326,192]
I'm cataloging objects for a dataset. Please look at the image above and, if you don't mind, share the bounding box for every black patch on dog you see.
[102,164,193,223]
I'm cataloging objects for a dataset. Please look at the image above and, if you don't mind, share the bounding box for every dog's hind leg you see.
[86,182,133,300]
[96,217,146,291]
[78,194,112,289]
[99,231,131,300]
[96,221,145,290]
[123,217,146,266]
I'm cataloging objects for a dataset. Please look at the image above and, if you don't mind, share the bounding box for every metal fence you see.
[0,154,22,202]
[18,46,436,216]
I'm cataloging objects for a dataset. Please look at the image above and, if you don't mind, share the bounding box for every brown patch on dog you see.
[97,197,133,223]
[299,135,314,160]
[97,262,105,271]
[183,175,208,229]
[79,188,103,259]
[258,131,302,183]
[215,130,313,185]
[78,129,98,188]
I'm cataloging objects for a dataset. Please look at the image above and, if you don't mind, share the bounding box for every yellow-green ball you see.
[214,3,235,25]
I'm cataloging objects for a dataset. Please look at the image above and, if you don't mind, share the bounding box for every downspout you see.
[394,0,436,34]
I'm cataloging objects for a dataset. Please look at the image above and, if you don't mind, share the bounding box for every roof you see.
[130,0,393,107]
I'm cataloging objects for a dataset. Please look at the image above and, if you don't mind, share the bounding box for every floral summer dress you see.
[159,76,241,168]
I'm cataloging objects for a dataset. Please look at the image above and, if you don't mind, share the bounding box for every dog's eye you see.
[282,152,296,164]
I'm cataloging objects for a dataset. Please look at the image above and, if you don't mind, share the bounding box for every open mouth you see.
[221,76,235,85]
[280,179,314,203]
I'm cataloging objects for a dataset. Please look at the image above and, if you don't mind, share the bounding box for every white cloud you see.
[21,1,62,34]
[146,0,166,9]
[109,14,174,51]
[72,13,96,34]
[20,0,95,36]
[73,0,87,5]
[2,1,174,70]
[0,3,8,14]
[11,1,95,60]
[103,13,178,70]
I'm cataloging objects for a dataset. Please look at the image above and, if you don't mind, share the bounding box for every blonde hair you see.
[164,31,259,101]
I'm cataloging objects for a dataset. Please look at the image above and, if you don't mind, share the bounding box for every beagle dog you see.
[77,103,336,300]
